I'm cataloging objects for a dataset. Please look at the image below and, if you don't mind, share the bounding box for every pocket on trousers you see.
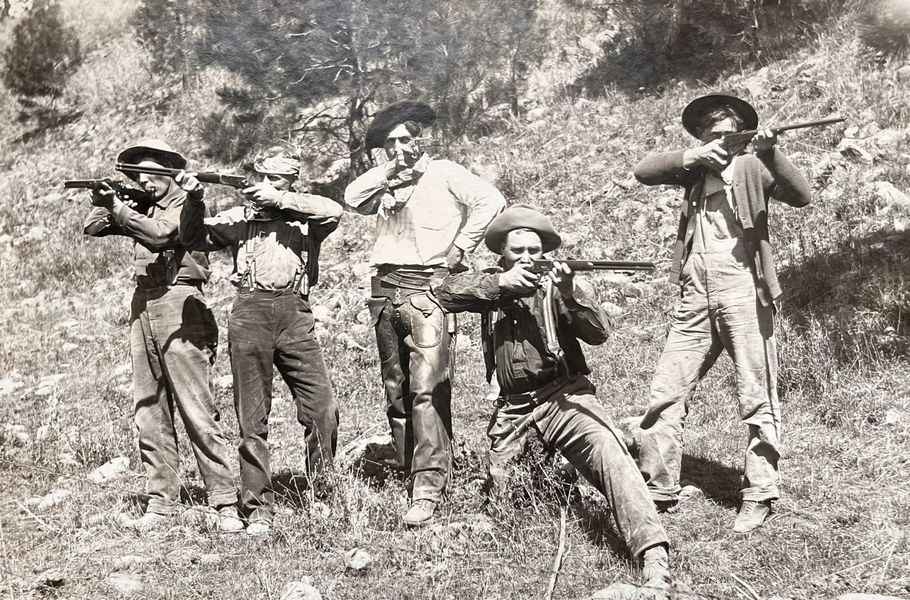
[407,293,443,348]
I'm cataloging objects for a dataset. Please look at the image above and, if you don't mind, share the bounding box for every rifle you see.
[115,162,250,189]
[721,115,845,149]
[529,259,656,273]
[63,178,154,205]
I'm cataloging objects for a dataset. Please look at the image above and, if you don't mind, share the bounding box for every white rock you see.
[589,582,638,599]
[113,555,154,570]
[344,548,373,572]
[312,304,334,324]
[60,342,79,353]
[835,595,902,600]
[105,573,144,596]
[0,374,25,397]
[897,65,910,82]
[36,425,51,442]
[600,302,624,318]
[88,457,130,484]
[37,489,71,511]
[280,579,322,600]
[355,308,371,325]
[112,363,132,378]
[873,181,910,212]
[4,424,30,446]
[20,226,49,243]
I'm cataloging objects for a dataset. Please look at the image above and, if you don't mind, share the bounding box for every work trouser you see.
[368,291,452,502]
[487,376,669,557]
[638,246,780,503]
[129,284,237,515]
[229,288,338,522]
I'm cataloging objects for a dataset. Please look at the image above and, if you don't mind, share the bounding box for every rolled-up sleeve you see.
[445,166,506,252]
[344,165,387,215]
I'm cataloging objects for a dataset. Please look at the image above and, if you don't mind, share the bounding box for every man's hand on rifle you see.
[175,171,204,200]
[547,261,576,299]
[499,263,539,295]
[752,128,778,155]
[242,182,283,209]
[683,140,730,171]
[90,182,116,211]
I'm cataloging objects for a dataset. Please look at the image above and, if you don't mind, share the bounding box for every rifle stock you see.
[529,259,656,273]
[63,178,153,204]
[115,162,250,189]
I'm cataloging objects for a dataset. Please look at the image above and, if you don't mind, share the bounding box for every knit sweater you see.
[634,148,811,305]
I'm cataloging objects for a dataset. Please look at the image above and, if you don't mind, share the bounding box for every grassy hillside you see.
[1,4,909,600]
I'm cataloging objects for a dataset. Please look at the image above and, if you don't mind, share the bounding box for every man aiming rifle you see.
[633,92,815,533]
[179,146,341,536]
[82,138,243,533]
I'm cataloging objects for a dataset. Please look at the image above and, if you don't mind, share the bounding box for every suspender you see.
[238,220,310,294]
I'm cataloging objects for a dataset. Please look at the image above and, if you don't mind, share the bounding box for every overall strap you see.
[541,278,569,376]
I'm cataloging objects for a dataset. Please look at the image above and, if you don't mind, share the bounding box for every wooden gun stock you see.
[115,162,250,189]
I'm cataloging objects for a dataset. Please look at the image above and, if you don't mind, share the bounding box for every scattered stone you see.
[194,553,222,566]
[37,489,71,511]
[35,374,67,397]
[621,282,651,299]
[19,226,49,244]
[88,456,130,484]
[36,425,51,442]
[884,409,901,426]
[280,578,322,600]
[897,65,910,82]
[112,363,132,378]
[600,301,624,319]
[872,128,908,149]
[589,582,638,599]
[344,548,373,573]
[312,304,334,325]
[60,342,79,353]
[57,453,79,467]
[0,372,25,397]
[337,433,395,469]
[105,573,144,596]
[837,138,875,163]
[113,555,154,570]
[33,568,65,589]
[355,308,371,325]
[4,424,30,446]
[679,484,704,500]
[873,181,910,212]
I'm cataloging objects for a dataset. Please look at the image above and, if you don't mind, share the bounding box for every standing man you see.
[433,205,672,595]
[180,146,341,536]
[83,139,242,533]
[344,101,506,527]
[633,92,811,532]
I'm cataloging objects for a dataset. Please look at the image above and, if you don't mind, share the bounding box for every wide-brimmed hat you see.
[365,100,436,150]
[681,92,758,138]
[117,138,187,169]
[484,204,562,254]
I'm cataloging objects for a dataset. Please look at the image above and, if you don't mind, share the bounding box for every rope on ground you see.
[543,505,567,600]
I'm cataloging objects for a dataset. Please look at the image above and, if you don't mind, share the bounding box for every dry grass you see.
[2,4,910,600]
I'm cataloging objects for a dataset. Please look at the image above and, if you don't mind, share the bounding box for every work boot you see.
[641,544,671,586]
[733,500,771,533]
[246,519,272,537]
[402,498,437,527]
[216,505,244,533]
[122,512,170,533]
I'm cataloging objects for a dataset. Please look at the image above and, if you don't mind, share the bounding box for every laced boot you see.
[733,500,771,533]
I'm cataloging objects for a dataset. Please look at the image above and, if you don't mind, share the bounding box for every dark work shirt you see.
[434,269,611,395]
[83,185,211,288]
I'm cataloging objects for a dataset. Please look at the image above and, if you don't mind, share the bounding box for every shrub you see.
[854,0,910,61]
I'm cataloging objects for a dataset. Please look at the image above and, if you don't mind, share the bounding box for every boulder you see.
[105,573,144,596]
[280,579,322,600]
[88,456,130,484]
[344,548,373,573]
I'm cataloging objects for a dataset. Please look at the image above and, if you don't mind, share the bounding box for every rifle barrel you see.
[736,115,846,137]
[532,259,656,272]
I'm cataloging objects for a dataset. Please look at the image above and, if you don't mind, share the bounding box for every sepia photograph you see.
[0,0,908,598]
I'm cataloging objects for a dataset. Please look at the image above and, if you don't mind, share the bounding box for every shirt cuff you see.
[111,200,132,226]
[453,233,475,253]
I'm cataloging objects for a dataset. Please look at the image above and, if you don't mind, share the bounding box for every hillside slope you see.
[1,5,909,600]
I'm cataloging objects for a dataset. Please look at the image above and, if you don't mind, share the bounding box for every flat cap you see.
[484,204,562,254]
[365,100,436,150]
[117,138,187,169]
[681,92,758,138]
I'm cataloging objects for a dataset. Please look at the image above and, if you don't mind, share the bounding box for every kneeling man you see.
[433,205,672,594]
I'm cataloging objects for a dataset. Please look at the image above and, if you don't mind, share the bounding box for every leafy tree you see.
[138,0,544,173]
[2,0,81,101]
[854,0,910,61]
[131,0,200,88]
